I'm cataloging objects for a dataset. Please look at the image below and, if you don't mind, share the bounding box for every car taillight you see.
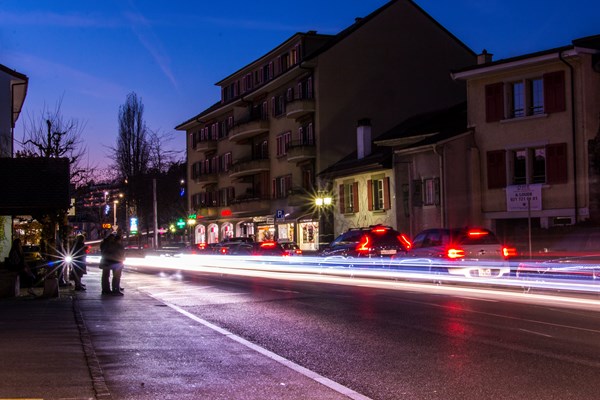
[219,247,228,254]
[260,241,276,248]
[447,248,465,259]
[467,229,488,238]
[502,247,517,258]
[356,235,371,254]
[398,234,412,250]
[294,249,302,255]
[198,243,207,249]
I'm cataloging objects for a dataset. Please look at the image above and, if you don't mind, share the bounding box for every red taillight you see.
[260,241,276,248]
[219,247,228,254]
[502,247,517,258]
[447,248,465,259]
[398,234,412,250]
[356,235,371,254]
[295,249,302,255]
[467,229,488,238]
[198,243,207,250]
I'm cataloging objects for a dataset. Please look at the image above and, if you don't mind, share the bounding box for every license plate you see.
[479,268,491,276]
[380,249,397,255]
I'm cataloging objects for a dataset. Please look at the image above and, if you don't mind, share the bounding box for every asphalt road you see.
[85,266,600,400]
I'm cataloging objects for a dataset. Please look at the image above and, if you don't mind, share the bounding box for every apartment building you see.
[176,0,475,249]
[451,35,600,240]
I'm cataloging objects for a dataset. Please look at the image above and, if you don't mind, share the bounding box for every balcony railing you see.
[285,98,315,119]
[228,157,270,178]
[286,140,316,162]
[229,117,270,143]
[229,194,271,214]
[193,139,217,153]
[193,173,218,185]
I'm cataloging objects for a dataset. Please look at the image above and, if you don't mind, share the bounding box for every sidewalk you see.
[0,269,355,400]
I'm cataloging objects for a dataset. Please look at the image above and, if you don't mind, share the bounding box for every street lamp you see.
[113,200,119,229]
[187,217,197,245]
[314,192,333,250]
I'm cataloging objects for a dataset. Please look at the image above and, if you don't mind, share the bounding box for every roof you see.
[176,0,476,131]
[0,63,28,81]
[374,102,468,147]
[318,144,393,179]
[0,157,70,215]
[453,34,600,77]
[304,0,474,63]
[319,102,468,178]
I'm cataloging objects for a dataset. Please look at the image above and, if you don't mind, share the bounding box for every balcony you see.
[228,157,270,179]
[194,139,217,153]
[286,141,316,162]
[285,98,315,120]
[193,173,218,185]
[286,187,311,207]
[230,195,271,214]
[229,118,269,143]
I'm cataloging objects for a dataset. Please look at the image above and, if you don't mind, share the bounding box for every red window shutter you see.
[544,71,566,114]
[339,184,345,213]
[367,180,373,211]
[487,150,506,189]
[546,143,568,184]
[383,177,391,210]
[485,82,504,122]
[352,182,359,212]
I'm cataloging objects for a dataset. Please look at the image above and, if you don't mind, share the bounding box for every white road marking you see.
[145,291,372,400]
[519,328,553,338]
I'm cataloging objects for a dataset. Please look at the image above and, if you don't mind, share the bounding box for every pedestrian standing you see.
[100,232,125,296]
[8,238,36,296]
[71,234,88,291]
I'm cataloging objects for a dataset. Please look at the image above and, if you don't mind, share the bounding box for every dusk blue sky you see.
[1,0,599,170]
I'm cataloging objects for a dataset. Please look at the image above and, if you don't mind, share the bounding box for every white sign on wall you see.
[506,184,542,211]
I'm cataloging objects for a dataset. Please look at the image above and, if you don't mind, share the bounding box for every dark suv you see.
[318,225,411,261]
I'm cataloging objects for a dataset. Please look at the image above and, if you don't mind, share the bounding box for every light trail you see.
[85,253,600,308]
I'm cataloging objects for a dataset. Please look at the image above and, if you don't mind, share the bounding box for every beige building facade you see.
[452,36,600,240]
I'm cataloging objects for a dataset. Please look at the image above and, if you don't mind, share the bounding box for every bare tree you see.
[113,92,150,180]
[147,129,183,173]
[17,96,89,185]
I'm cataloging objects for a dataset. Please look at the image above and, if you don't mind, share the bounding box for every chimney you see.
[477,49,493,64]
[357,118,371,160]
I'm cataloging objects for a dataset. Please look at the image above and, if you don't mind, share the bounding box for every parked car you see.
[279,240,303,256]
[226,241,286,256]
[407,227,514,278]
[214,237,255,255]
[516,254,600,282]
[318,225,411,264]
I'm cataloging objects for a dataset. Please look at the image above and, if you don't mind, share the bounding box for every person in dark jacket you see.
[100,232,125,296]
[71,234,88,291]
[8,238,36,296]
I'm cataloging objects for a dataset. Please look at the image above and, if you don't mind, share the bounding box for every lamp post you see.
[314,193,333,250]
[187,217,197,245]
[113,199,119,229]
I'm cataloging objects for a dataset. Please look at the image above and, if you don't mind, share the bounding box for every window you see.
[423,178,440,206]
[273,175,292,199]
[487,143,567,188]
[367,176,390,211]
[220,152,232,172]
[485,70,565,122]
[276,131,291,157]
[298,122,314,145]
[339,182,359,214]
[508,78,544,118]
